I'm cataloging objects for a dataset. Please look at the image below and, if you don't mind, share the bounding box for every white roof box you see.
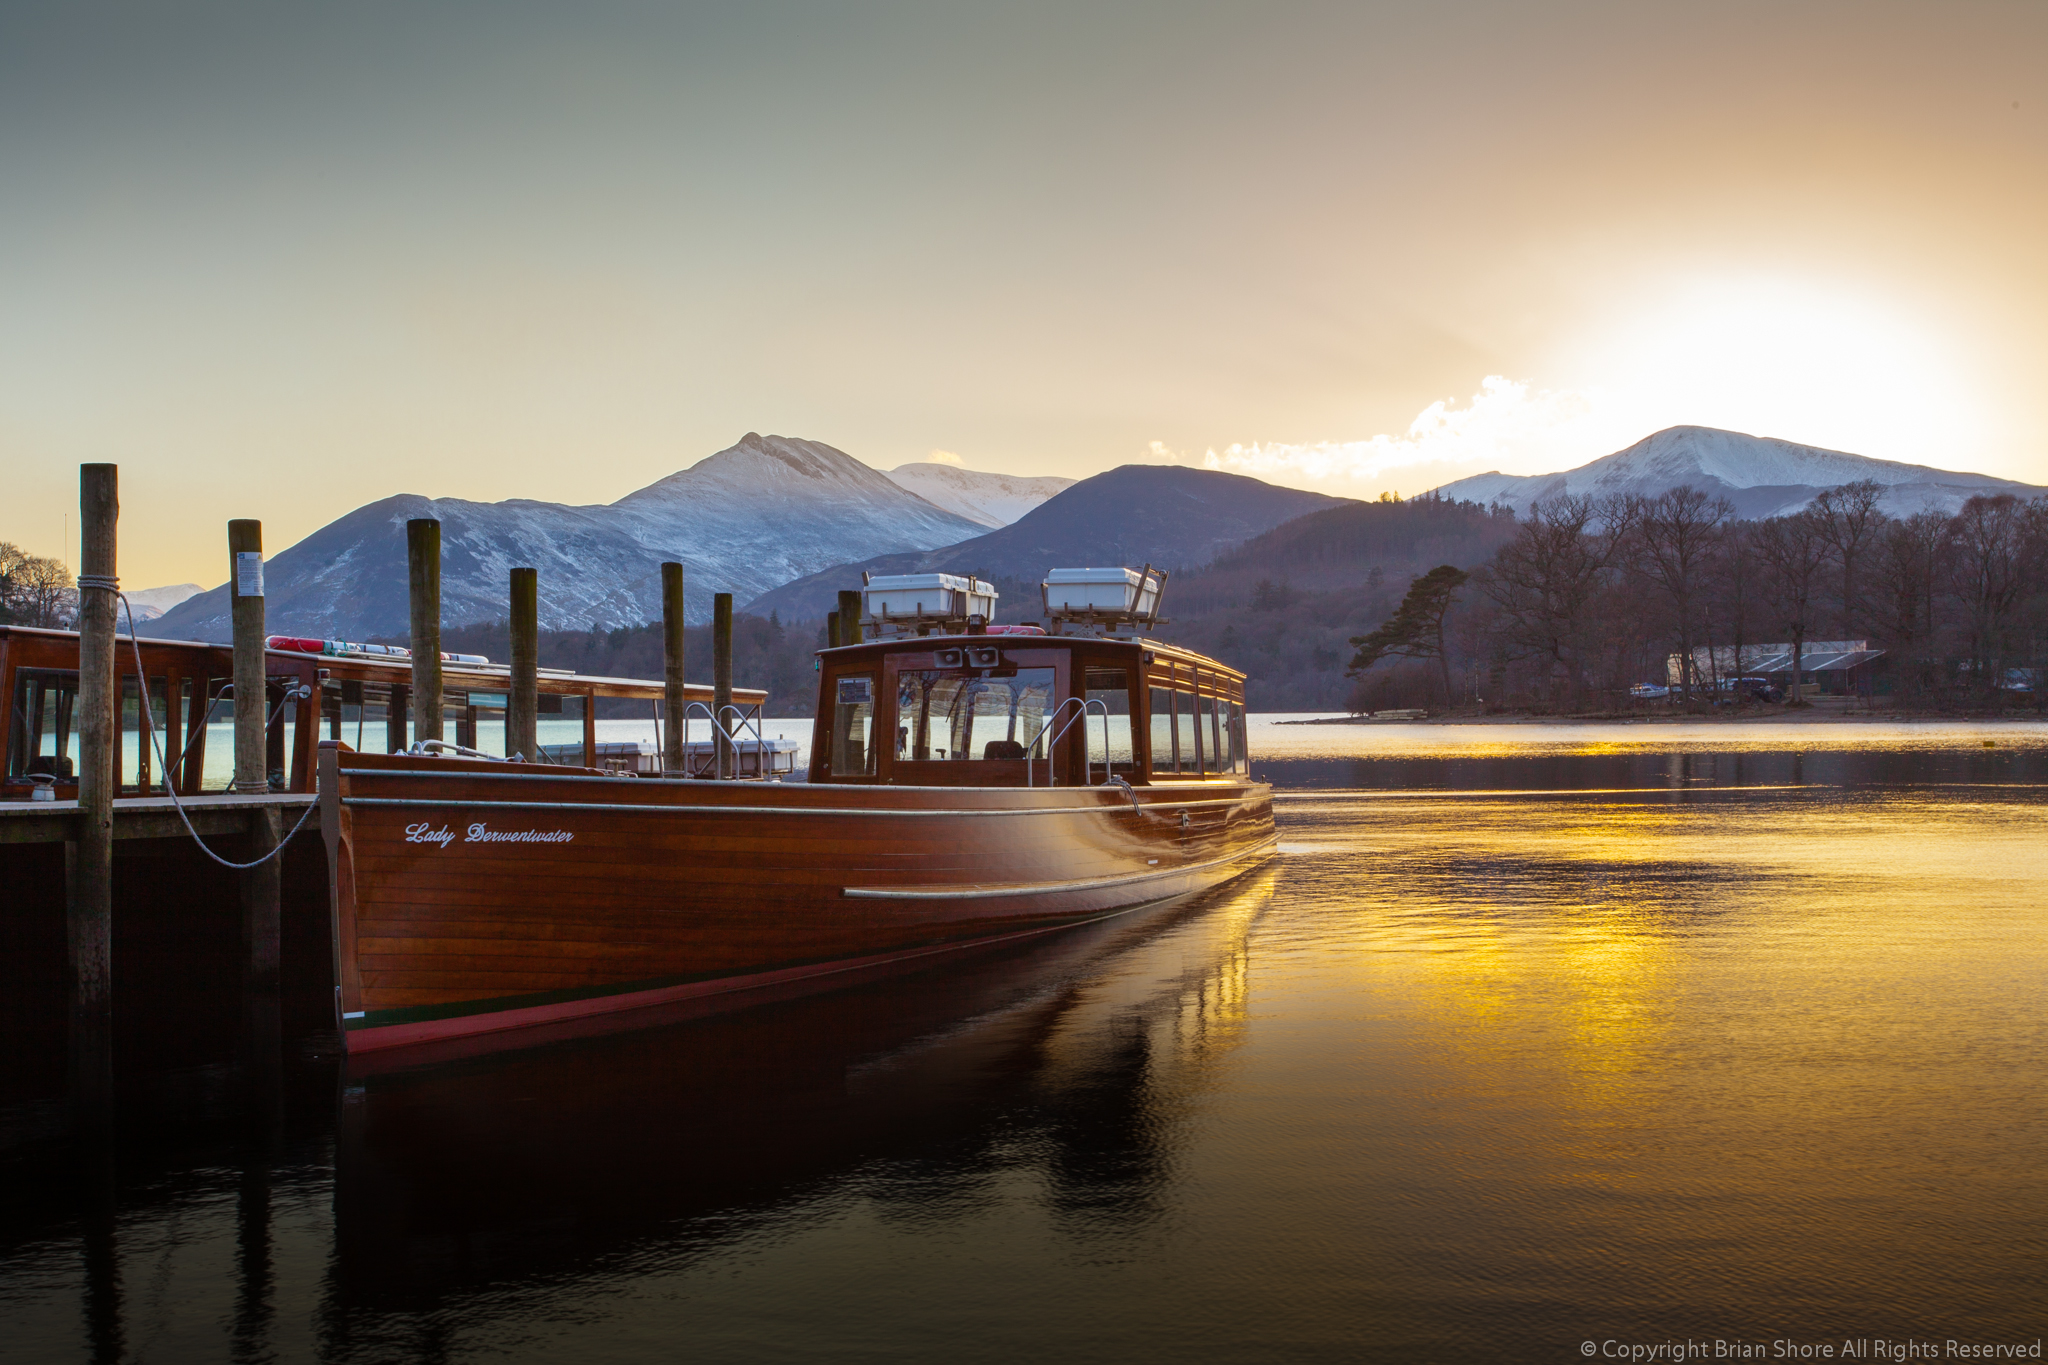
[863,573,997,631]
[1042,565,1166,631]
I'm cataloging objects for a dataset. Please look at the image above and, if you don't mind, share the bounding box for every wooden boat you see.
[324,568,1275,1054]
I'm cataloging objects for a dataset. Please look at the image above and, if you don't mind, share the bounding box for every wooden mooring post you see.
[407,519,442,745]
[661,563,686,776]
[509,568,538,762]
[68,463,118,1112]
[229,519,283,994]
[713,592,733,778]
[837,589,863,646]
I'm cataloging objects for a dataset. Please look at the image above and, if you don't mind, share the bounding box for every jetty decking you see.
[0,791,317,845]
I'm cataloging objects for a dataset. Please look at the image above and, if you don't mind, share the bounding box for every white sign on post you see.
[236,552,265,598]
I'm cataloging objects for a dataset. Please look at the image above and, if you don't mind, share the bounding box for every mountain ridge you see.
[883,463,1075,527]
[744,465,1349,622]
[148,434,987,642]
[1433,425,2044,519]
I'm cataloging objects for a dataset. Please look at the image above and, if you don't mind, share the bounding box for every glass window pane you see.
[894,668,1054,762]
[1175,691,1201,773]
[10,669,81,781]
[167,677,193,791]
[274,679,295,790]
[833,673,876,775]
[201,685,237,791]
[1149,686,1174,776]
[537,692,586,766]
[1196,695,1220,769]
[120,676,143,790]
[1085,668,1133,775]
[470,694,508,757]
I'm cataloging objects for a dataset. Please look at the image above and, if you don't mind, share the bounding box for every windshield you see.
[894,669,1055,762]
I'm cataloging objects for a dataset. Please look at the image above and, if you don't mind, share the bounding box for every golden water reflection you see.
[1268,783,2048,1349]
[2,747,2042,1363]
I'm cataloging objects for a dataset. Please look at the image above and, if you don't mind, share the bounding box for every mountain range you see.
[121,583,203,621]
[1434,426,2045,519]
[744,466,1347,622]
[150,434,992,642]
[143,423,2042,647]
[884,463,1074,527]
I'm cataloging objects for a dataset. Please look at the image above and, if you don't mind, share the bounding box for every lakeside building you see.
[1666,641,1889,697]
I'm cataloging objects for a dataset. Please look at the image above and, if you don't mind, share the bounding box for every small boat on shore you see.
[325,567,1276,1054]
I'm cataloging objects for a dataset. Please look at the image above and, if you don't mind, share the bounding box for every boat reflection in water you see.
[330,867,1273,1328]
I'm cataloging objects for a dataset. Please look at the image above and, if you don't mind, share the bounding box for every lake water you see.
[3,721,2044,1362]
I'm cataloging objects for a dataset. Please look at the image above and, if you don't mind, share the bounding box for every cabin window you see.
[8,668,79,781]
[1173,689,1202,773]
[1200,691,1227,774]
[169,678,195,790]
[1148,686,1174,775]
[466,691,508,757]
[894,668,1054,762]
[832,673,878,776]
[536,692,586,767]
[1084,669,1135,774]
[118,675,172,793]
[196,682,237,789]
[1229,701,1248,774]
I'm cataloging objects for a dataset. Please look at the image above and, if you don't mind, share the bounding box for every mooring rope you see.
[102,585,318,871]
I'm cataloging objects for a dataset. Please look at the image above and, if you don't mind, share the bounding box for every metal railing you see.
[677,700,771,779]
[1023,696,1111,787]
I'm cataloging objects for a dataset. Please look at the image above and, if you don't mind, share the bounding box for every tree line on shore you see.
[1345,483,2048,713]
[0,543,75,627]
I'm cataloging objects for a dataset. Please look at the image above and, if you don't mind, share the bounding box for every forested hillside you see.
[1161,497,1520,710]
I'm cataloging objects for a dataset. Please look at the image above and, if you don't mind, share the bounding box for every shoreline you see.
[1275,708,2048,727]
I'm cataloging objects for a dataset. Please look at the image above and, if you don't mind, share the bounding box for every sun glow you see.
[1168,274,1992,499]
[1561,275,1990,468]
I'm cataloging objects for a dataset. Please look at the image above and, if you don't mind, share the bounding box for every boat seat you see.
[982,739,1027,761]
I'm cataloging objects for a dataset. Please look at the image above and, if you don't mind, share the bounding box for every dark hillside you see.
[746,465,1347,622]
[1162,497,1518,711]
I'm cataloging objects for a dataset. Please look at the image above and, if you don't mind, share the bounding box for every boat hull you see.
[322,752,1276,1054]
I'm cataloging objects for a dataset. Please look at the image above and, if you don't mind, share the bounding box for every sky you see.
[4,0,2045,590]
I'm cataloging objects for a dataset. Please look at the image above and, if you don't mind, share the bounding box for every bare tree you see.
[1,546,75,627]
[1478,495,1628,706]
[0,542,27,621]
[1944,495,2034,698]
[1629,486,1732,704]
[1700,520,1758,697]
[1870,510,1947,699]
[1810,479,1887,640]
[1751,509,1831,703]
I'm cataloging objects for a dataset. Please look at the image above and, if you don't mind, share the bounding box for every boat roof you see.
[814,630,1245,684]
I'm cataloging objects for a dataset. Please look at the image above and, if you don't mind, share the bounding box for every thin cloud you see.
[1168,377,1606,492]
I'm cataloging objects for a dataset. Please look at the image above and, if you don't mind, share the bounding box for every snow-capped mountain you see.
[148,434,987,643]
[121,584,203,620]
[884,463,1074,528]
[1433,426,2044,520]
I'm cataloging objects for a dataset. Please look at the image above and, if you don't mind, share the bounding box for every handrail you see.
[409,738,512,762]
[1023,696,1110,787]
[677,699,770,779]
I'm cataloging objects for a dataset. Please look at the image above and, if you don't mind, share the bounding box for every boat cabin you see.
[0,625,765,800]
[808,567,1248,787]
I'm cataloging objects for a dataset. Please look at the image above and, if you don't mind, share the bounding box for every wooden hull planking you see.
[323,752,1276,1053]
